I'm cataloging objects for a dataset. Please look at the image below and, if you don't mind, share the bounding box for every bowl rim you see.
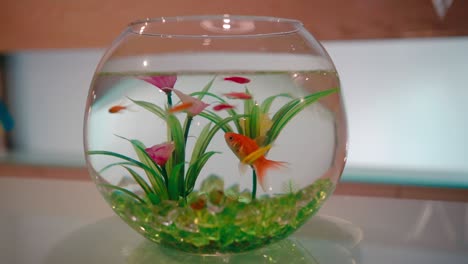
[127,15,304,38]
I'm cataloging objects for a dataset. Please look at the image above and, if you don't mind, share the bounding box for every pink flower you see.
[171,89,209,116]
[145,142,175,166]
[138,75,177,93]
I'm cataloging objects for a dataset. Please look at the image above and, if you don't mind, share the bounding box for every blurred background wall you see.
[1,0,467,187]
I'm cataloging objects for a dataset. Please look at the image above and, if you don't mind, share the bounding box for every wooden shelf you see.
[334,182,468,202]
[0,151,88,181]
[1,0,468,51]
[0,163,89,181]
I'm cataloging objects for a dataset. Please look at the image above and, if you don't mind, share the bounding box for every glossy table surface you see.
[1,177,467,264]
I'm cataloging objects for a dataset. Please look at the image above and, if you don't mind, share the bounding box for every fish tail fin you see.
[254,158,287,191]
[126,105,139,112]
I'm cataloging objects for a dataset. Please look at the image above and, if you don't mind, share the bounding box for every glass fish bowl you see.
[84,15,347,254]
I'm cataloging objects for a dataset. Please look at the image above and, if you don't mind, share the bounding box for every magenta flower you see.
[139,75,177,93]
[171,89,209,116]
[145,142,175,166]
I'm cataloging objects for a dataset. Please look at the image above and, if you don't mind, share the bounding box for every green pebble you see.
[107,176,333,254]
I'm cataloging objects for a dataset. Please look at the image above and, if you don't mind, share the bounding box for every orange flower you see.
[170,89,209,116]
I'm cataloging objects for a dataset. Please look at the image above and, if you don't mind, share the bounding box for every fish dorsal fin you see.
[254,135,266,146]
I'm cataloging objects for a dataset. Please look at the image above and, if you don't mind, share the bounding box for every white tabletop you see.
[0,177,467,264]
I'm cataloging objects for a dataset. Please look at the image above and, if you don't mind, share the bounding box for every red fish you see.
[224,92,252,100]
[213,103,236,111]
[224,132,286,190]
[224,76,250,84]
[108,105,128,114]
[169,102,194,113]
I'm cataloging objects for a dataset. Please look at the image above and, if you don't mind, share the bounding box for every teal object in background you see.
[341,167,468,188]
[0,100,14,132]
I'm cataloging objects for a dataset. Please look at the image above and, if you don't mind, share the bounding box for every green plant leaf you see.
[190,122,212,166]
[130,140,165,175]
[260,93,293,114]
[195,76,216,101]
[113,136,168,199]
[185,151,219,194]
[265,88,338,145]
[168,162,185,200]
[166,114,185,166]
[191,91,224,103]
[87,150,152,172]
[191,91,242,133]
[198,111,233,132]
[182,116,193,144]
[122,166,155,200]
[88,144,168,200]
[98,161,137,173]
[99,183,147,205]
[166,114,185,193]
[249,104,261,139]
[147,193,161,205]
[129,98,166,119]
[243,88,254,138]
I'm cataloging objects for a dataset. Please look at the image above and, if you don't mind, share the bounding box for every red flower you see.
[139,75,177,93]
[145,142,175,166]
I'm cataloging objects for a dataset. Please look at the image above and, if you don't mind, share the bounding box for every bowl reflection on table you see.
[45,215,360,264]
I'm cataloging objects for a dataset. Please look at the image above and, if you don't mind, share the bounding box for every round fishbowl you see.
[84,15,347,254]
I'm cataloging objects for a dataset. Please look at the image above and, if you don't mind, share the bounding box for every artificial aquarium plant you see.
[88,75,337,204]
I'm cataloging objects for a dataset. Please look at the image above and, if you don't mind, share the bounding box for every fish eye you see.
[228,136,233,141]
